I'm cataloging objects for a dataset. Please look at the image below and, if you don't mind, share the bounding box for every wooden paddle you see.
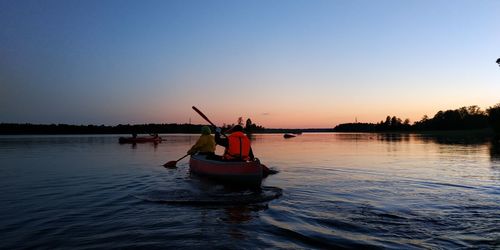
[192,106,217,126]
[192,106,227,136]
[163,154,189,168]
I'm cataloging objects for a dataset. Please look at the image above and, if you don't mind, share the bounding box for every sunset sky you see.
[1,0,499,128]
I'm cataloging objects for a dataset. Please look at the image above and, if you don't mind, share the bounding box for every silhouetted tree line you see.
[0,120,328,135]
[217,118,266,133]
[487,103,500,133]
[333,115,412,132]
[412,105,488,130]
[334,104,500,133]
[0,118,272,135]
[4,104,500,135]
[0,123,207,135]
[220,118,324,133]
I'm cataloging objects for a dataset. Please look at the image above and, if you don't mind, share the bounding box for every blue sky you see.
[1,0,499,128]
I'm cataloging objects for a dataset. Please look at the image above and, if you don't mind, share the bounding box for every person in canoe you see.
[215,124,254,161]
[187,126,216,157]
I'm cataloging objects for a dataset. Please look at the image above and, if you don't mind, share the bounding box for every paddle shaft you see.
[192,106,217,127]
[192,106,227,136]
[163,153,189,167]
[176,154,189,162]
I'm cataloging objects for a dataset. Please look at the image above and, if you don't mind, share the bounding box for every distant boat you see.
[119,136,162,144]
[283,133,296,139]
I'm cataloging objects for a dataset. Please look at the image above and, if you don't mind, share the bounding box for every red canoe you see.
[118,136,162,144]
[189,155,263,186]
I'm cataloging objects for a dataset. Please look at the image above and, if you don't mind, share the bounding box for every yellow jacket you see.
[188,134,216,154]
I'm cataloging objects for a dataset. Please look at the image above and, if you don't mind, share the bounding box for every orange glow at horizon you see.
[143,97,499,129]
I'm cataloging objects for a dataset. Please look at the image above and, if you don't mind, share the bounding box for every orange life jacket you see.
[223,131,251,160]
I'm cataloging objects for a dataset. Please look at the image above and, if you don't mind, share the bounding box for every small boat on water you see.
[118,136,162,144]
[283,133,296,138]
[189,155,263,186]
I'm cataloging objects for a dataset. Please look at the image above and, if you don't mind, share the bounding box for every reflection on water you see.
[489,137,500,181]
[0,133,499,249]
[490,137,500,162]
[418,133,491,145]
[377,133,410,142]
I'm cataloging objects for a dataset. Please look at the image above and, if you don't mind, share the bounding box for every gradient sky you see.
[1,0,499,128]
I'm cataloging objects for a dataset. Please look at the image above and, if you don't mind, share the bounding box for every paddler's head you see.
[201,126,211,135]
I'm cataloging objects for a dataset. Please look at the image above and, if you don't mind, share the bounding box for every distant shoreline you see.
[3,104,499,135]
[0,123,496,136]
[0,123,333,135]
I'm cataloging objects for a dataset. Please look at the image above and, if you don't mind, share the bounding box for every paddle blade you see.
[163,161,177,168]
[261,164,278,178]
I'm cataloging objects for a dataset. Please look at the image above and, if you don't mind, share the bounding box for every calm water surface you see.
[0,133,499,249]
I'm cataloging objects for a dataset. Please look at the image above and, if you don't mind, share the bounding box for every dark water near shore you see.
[0,133,499,249]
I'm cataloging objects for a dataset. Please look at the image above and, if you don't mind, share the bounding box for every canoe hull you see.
[189,155,263,186]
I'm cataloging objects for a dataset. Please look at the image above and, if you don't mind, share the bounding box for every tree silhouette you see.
[384,116,391,127]
[487,103,500,133]
[334,104,493,132]
[245,118,252,130]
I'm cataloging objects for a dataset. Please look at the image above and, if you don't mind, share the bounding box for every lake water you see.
[0,133,498,249]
